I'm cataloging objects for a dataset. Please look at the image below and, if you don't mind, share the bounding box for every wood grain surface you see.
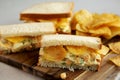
[0,50,120,80]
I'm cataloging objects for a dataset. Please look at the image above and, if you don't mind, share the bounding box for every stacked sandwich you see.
[20,2,74,34]
[0,2,110,72]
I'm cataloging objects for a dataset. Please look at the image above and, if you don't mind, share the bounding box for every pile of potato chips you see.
[71,9,120,67]
[108,42,120,67]
[71,9,120,39]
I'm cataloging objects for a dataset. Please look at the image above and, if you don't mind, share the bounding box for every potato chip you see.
[97,45,109,55]
[109,27,120,38]
[76,24,88,32]
[109,55,120,67]
[89,26,111,39]
[43,46,67,61]
[71,9,93,31]
[108,19,120,27]
[108,42,120,54]
[66,46,95,56]
[91,13,119,29]
[71,9,120,39]
[76,30,90,36]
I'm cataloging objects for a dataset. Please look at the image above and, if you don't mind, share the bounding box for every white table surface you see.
[0,0,120,80]
[0,62,43,80]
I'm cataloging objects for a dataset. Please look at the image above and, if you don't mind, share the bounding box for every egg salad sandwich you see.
[20,2,74,34]
[0,22,56,54]
[38,34,109,71]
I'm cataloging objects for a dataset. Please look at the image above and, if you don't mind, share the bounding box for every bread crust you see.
[20,13,72,21]
[20,2,74,21]
[0,22,56,38]
[41,34,102,50]
[38,60,99,71]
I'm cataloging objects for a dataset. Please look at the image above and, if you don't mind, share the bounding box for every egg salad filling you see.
[36,18,71,34]
[0,36,41,54]
[39,45,109,70]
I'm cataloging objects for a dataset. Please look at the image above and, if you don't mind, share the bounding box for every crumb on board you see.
[60,72,67,79]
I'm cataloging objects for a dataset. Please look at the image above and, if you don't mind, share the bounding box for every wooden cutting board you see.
[0,51,120,80]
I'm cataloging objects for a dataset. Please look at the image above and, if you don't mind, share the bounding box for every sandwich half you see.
[0,22,56,54]
[38,34,109,71]
[20,2,74,34]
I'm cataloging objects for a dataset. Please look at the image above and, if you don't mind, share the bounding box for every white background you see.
[0,0,120,25]
[0,0,120,80]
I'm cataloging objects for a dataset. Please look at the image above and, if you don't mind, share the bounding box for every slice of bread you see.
[0,22,56,38]
[20,2,74,20]
[41,34,102,50]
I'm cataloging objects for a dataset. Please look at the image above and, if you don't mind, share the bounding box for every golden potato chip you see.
[71,9,120,39]
[89,26,111,39]
[76,24,89,32]
[109,55,120,67]
[91,13,119,28]
[108,42,120,54]
[66,46,94,56]
[109,27,120,38]
[108,20,120,27]
[97,45,109,55]
[76,30,90,36]
[6,36,27,43]
[71,9,93,31]
[43,46,67,61]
